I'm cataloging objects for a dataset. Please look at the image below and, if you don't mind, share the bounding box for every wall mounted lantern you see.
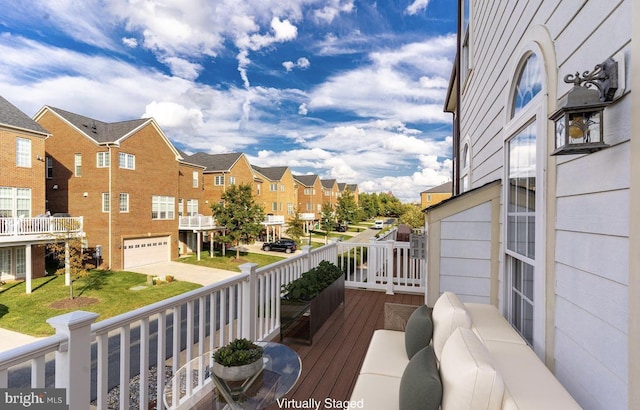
[549,58,618,155]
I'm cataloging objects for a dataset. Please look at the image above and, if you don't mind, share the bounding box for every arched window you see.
[512,53,542,117]
[505,50,546,352]
[460,139,471,192]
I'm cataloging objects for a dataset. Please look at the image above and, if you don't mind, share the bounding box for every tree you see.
[358,193,379,220]
[320,202,336,243]
[211,183,265,259]
[47,231,94,300]
[286,210,305,245]
[336,189,358,225]
[400,204,425,229]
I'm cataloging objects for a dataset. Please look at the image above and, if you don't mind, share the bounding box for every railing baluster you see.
[156,311,166,410]
[119,325,130,410]
[96,333,108,410]
[139,318,149,409]
[31,356,45,388]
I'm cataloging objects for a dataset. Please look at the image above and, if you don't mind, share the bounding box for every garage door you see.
[123,236,170,269]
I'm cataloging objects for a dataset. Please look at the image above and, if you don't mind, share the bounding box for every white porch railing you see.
[0,216,83,237]
[0,239,424,410]
[338,240,426,295]
[263,215,285,224]
[178,215,217,230]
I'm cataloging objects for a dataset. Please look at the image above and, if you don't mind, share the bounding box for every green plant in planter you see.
[213,338,264,367]
[281,260,343,301]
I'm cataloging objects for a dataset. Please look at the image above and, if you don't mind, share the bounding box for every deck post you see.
[47,311,99,410]
[240,263,258,340]
[302,245,312,273]
[385,240,395,295]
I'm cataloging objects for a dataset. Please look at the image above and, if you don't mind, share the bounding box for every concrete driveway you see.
[127,261,240,286]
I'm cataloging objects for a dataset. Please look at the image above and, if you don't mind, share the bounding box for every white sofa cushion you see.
[465,303,527,345]
[350,373,401,410]
[482,340,582,410]
[440,327,505,410]
[432,291,473,361]
[359,329,409,378]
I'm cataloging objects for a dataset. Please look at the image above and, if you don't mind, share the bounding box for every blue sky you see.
[0,0,456,202]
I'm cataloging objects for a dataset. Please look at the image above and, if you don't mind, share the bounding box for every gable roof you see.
[293,174,319,187]
[346,184,358,192]
[252,166,288,181]
[338,183,346,191]
[321,179,337,189]
[43,106,148,144]
[0,96,49,136]
[186,152,244,172]
[421,181,453,194]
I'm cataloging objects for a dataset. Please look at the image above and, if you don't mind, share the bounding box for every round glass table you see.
[163,342,302,410]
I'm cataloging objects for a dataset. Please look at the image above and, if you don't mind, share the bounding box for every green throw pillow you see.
[405,304,433,359]
[399,345,442,410]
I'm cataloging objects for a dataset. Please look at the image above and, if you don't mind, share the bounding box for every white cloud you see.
[406,0,430,16]
[298,103,308,115]
[122,37,138,48]
[143,101,203,129]
[160,56,203,80]
[314,0,355,23]
[283,57,311,72]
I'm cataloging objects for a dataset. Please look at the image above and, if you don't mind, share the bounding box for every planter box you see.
[280,275,345,344]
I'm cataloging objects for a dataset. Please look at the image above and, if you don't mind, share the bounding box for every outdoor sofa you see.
[349,292,582,409]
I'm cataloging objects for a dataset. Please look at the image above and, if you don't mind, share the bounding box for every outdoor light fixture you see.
[549,58,618,155]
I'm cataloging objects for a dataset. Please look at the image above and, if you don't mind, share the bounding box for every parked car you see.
[335,224,348,232]
[372,220,384,229]
[262,239,297,253]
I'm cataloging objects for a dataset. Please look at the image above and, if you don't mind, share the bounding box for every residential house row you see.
[0,99,359,277]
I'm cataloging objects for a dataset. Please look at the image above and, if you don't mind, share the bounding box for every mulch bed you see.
[49,296,99,309]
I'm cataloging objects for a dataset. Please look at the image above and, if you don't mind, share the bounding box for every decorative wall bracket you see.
[564,58,618,102]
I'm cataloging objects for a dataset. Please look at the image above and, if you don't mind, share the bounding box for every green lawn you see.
[176,250,286,271]
[0,271,201,336]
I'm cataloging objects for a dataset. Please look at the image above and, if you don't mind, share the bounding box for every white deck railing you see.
[0,239,424,410]
[178,215,217,230]
[338,239,426,295]
[0,216,83,237]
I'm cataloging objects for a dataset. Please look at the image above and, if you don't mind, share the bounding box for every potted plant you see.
[212,338,265,381]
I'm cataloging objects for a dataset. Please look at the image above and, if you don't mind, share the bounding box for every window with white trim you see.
[0,249,10,277]
[460,138,471,192]
[271,202,278,211]
[229,176,236,185]
[187,199,198,216]
[152,196,175,220]
[287,203,294,215]
[280,184,285,192]
[15,248,26,277]
[119,193,129,213]
[74,154,82,177]
[269,183,277,192]
[215,175,224,186]
[505,50,545,351]
[119,152,135,170]
[460,0,473,90]
[178,198,184,217]
[192,171,198,188]
[256,184,261,196]
[97,152,110,168]
[16,137,31,168]
[0,187,31,217]
[102,193,110,212]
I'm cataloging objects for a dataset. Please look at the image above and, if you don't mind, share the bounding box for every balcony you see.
[0,239,425,409]
[263,215,285,224]
[178,215,218,231]
[0,216,84,244]
[299,213,315,221]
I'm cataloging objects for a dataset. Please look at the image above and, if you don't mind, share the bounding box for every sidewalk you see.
[0,327,40,353]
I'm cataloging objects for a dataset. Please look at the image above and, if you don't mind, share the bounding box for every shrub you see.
[281,261,343,301]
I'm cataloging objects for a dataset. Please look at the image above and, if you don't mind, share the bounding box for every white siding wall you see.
[439,202,492,303]
[463,1,631,408]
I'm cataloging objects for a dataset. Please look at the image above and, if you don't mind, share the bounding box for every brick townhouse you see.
[34,106,203,270]
[320,179,340,208]
[0,96,51,282]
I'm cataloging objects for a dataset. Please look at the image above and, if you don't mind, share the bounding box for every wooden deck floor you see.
[267,288,424,409]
